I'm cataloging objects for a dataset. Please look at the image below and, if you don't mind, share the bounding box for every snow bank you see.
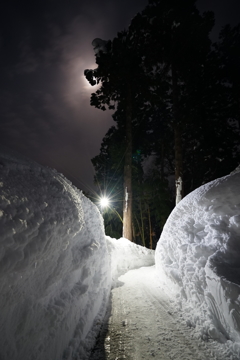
[0,148,111,360]
[156,170,240,356]
[106,236,155,287]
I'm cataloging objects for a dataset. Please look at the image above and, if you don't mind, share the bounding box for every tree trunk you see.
[172,64,183,205]
[160,143,164,180]
[122,88,133,240]
[139,200,145,246]
[148,205,152,250]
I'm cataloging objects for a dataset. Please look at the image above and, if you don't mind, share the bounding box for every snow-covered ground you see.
[1,147,240,360]
[91,266,234,360]
[106,236,154,288]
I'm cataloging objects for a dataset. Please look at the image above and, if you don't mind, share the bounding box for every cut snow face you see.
[0,148,111,360]
[106,236,155,288]
[156,171,240,356]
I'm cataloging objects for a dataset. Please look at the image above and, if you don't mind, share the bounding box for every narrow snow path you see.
[91,266,226,360]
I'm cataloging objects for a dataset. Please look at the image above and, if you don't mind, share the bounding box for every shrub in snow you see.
[155,170,240,353]
[0,148,111,360]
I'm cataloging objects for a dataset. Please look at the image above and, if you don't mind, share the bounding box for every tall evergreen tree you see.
[85,0,240,242]
[129,0,215,203]
[85,31,149,240]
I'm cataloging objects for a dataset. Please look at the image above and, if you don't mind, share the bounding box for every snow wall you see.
[0,149,111,360]
[106,236,155,288]
[156,171,240,352]
[0,148,155,360]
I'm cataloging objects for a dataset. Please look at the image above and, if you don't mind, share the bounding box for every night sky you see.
[1,0,240,193]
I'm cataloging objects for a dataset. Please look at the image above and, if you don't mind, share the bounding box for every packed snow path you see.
[91,266,227,360]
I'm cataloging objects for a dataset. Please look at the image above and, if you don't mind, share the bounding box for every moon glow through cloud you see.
[0,0,239,192]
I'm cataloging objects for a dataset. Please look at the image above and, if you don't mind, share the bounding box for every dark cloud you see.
[0,0,149,192]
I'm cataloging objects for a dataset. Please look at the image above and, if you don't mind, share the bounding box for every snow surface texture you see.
[156,171,240,357]
[0,148,155,360]
[106,236,155,288]
[0,148,111,360]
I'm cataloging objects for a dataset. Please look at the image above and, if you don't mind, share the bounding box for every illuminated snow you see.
[1,146,240,359]
[156,169,240,358]
[0,148,110,360]
[0,147,154,360]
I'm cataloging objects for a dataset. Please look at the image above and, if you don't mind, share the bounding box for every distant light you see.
[100,196,109,208]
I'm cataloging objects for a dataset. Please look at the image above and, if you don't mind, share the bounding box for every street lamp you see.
[99,195,123,223]
[100,196,109,208]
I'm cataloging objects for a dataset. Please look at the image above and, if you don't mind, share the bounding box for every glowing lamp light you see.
[100,196,109,208]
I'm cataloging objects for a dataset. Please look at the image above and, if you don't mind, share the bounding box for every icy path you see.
[91,266,227,360]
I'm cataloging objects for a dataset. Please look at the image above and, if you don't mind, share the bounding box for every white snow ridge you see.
[0,148,111,360]
[156,170,240,358]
